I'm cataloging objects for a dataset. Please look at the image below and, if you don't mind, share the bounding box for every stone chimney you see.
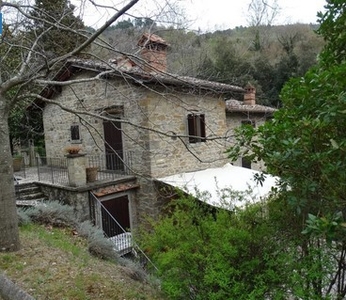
[244,83,256,105]
[109,56,136,71]
[137,33,169,73]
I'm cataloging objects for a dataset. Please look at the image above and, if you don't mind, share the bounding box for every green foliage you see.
[77,221,119,261]
[140,196,292,299]
[114,18,134,29]
[201,38,254,88]
[27,0,87,58]
[226,1,346,297]
[0,24,23,83]
[302,212,345,244]
[23,200,77,227]
[9,100,44,150]
[317,0,346,66]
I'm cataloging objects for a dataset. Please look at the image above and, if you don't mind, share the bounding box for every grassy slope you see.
[0,224,164,300]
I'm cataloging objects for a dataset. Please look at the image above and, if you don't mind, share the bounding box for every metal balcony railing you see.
[14,152,134,186]
[89,192,158,271]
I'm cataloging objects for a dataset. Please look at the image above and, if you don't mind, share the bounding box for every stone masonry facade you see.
[43,70,233,224]
[42,33,275,227]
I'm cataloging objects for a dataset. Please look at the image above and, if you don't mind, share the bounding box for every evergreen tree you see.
[28,0,87,58]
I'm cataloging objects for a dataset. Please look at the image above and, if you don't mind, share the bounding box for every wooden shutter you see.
[70,125,80,141]
[187,114,196,143]
[199,114,206,142]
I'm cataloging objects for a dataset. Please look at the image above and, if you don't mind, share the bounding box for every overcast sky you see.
[182,0,327,31]
[76,0,327,31]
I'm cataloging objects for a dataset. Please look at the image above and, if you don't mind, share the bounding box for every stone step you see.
[16,198,46,207]
[14,183,40,192]
[15,185,41,194]
[16,192,46,201]
[15,182,47,203]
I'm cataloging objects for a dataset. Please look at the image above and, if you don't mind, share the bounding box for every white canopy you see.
[158,163,278,210]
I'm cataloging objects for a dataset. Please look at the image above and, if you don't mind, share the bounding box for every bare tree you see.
[247,0,280,27]
[0,0,140,252]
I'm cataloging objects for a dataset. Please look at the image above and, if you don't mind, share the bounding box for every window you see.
[242,157,251,169]
[240,120,254,168]
[187,113,206,143]
[70,124,81,143]
[241,120,255,127]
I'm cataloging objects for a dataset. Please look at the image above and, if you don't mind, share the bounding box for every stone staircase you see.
[15,182,47,207]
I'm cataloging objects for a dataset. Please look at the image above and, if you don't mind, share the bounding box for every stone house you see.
[225,83,276,168]
[38,33,275,234]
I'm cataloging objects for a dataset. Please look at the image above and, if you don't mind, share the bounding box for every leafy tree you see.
[134,17,156,28]
[140,195,293,299]
[199,38,254,91]
[27,0,87,58]
[317,0,346,66]
[226,0,346,297]
[114,18,134,29]
[7,0,88,150]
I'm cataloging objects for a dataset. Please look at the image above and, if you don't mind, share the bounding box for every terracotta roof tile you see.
[67,58,245,94]
[226,99,276,114]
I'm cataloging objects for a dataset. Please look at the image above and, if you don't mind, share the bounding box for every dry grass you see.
[0,224,164,300]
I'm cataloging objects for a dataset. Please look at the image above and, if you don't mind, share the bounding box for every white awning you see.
[158,163,278,210]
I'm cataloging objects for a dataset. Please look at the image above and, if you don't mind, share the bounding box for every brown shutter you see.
[187,114,196,143]
[199,114,206,142]
[70,125,80,141]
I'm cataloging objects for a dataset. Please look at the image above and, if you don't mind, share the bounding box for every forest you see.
[96,19,324,107]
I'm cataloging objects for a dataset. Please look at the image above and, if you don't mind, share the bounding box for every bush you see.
[23,201,76,227]
[17,208,32,226]
[139,196,291,299]
[77,221,119,261]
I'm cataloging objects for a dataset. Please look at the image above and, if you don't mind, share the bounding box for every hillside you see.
[0,224,164,300]
[93,22,324,107]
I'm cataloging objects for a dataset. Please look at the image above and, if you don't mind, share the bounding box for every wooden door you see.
[103,120,124,171]
[101,195,130,237]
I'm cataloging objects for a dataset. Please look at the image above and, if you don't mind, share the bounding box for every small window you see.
[70,124,81,142]
[187,113,206,143]
[241,120,255,127]
[242,157,252,169]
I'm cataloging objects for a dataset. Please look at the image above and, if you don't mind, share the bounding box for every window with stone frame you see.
[187,113,206,143]
[70,124,81,143]
[241,119,256,127]
[242,157,252,169]
[240,120,255,168]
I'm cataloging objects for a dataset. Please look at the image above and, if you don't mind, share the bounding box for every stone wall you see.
[38,183,90,221]
[42,70,240,224]
[226,111,269,170]
[140,89,229,178]
[43,71,230,178]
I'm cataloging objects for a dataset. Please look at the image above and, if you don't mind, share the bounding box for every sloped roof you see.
[226,99,277,114]
[157,163,278,210]
[66,58,245,94]
[137,32,169,47]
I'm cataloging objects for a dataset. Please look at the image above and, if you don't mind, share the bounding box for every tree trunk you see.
[0,272,34,300]
[0,102,20,252]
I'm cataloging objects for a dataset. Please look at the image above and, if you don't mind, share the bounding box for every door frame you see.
[95,191,133,234]
[103,119,124,171]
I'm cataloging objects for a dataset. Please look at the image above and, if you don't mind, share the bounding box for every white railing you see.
[89,192,158,271]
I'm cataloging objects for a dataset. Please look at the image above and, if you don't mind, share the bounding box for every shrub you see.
[23,201,76,227]
[17,208,32,226]
[77,221,119,261]
[139,195,291,299]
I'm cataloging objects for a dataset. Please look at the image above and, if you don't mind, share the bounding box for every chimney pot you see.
[244,83,256,105]
[138,33,169,73]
